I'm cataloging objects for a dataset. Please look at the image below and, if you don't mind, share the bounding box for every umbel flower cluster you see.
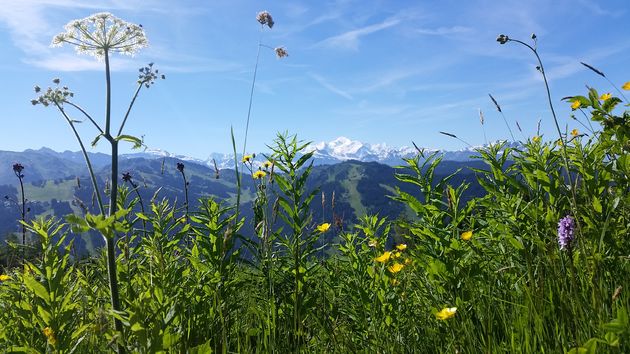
[31,78,73,107]
[51,12,148,59]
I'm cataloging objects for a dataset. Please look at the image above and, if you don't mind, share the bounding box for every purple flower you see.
[557,215,576,250]
[176,162,185,173]
[122,172,133,183]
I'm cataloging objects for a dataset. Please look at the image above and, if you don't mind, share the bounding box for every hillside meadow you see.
[1,11,630,354]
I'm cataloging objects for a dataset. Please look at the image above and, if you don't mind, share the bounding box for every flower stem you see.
[242,28,264,157]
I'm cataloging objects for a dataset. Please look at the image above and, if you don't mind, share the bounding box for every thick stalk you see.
[17,173,26,253]
[117,83,143,136]
[104,49,125,352]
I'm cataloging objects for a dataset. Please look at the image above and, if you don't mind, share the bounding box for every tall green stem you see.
[104,49,124,352]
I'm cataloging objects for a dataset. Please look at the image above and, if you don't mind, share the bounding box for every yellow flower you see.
[622,81,630,90]
[242,155,252,163]
[43,327,57,346]
[532,136,541,143]
[435,307,457,320]
[396,244,407,251]
[571,128,579,137]
[600,93,612,101]
[374,251,391,263]
[404,258,413,265]
[557,140,564,146]
[316,223,331,232]
[393,251,402,259]
[461,230,473,241]
[571,100,581,110]
[388,262,404,273]
[262,160,273,169]
[0,274,10,282]
[253,170,267,179]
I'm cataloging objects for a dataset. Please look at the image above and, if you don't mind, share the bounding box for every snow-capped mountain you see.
[119,137,519,169]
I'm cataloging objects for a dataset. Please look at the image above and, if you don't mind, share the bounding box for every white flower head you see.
[51,12,148,60]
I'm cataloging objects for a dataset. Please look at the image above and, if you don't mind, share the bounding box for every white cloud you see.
[309,73,353,100]
[316,17,401,50]
[414,26,472,36]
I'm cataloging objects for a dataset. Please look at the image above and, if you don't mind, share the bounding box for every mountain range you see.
[0,137,494,254]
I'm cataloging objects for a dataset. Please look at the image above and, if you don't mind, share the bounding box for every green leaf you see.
[23,275,50,303]
[91,133,104,147]
[592,196,602,214]
[116,134,143,149]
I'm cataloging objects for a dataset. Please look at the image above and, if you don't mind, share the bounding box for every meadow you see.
[1,11,629,354]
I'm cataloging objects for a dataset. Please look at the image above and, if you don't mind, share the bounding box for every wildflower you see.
[461,230,473,241]
[393,251,401,259]
[600,93,612,101]
[404,258,413,265]
[12,163,24,177]
[622,81,630,90]
[557,215,576,250]
[436,307,457,320]
[571,100,581,110]
[121,172,133,182]
[496,34,509,44]
[368,239,378,247]
[532,136,541,143]
[396,244,407,251]
[374,251,392,263]
[43,327,57,346]
[253,170,267,179]
[176,162,185,173]
[316,223,331,232]
[571,128,579,137]
[51,12,148,60]
[0,274,10,282]
[388,262,404,273]
[275,47,289,58]
[256,11,274,28]
[242,155,252,163]
[262,160,273,169]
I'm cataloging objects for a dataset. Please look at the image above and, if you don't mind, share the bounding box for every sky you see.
[0,0,629,158]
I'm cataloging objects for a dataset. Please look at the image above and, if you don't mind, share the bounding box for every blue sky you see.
[0,0,628,158]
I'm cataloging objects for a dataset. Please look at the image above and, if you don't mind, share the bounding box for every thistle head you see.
[496,34,509,44]
[121,172,133,183]
[274,47,289,59]
[176,162,185,173]
[256,11,274,28]
[12,163,24,178]
[51,12,148,60]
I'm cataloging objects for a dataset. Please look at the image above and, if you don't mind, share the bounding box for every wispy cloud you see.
[316,17,401,50]
[414,26,472,36]
[309,73,353,100]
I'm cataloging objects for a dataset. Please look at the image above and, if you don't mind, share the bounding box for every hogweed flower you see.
[138,62,165,88]
[256,11,274,28]
[557,215,576,250]
[436,307,457,320]
[51,12,148,60]
[31,79,74,107]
